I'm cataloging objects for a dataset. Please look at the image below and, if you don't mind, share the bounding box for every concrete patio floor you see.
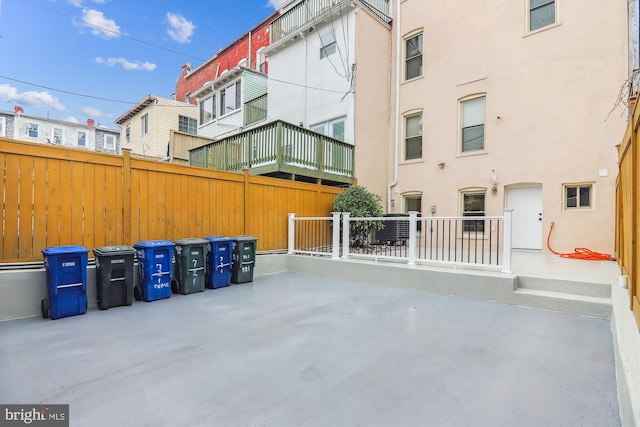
[0,271,620,427]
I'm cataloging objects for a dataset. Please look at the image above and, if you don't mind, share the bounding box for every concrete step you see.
[516,276,611,298]
[512,287,611,319]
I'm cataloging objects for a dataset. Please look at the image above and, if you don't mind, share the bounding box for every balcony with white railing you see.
[270,0,391,44]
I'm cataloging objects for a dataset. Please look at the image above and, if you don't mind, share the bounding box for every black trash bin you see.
[172,238,209,295]
[93,245,135,310]
[231,235,258,284]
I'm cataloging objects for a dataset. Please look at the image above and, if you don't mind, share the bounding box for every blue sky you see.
[0,0,286,129]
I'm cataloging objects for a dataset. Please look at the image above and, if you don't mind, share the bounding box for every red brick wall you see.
[175,13,276,104]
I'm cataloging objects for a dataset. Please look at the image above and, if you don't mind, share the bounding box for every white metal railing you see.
[288,210,513,273]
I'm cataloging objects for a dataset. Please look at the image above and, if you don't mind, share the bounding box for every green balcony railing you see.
[270,0,391,43]
[189,120,355,182]
[244,94,268,126]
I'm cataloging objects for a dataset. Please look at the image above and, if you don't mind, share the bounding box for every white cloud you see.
[66,0,83,6]
[66,116,79,124]
[95,56,156,71]
[166,13,196,44]
[76,9,121,39]
[0,84,66,111]
[267,0,288,9]
[81,106,103,117]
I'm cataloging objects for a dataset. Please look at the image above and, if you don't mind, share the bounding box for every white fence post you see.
[331,212,341,259]
[342,212,350,259]
[408,211,418,265]
[287,213,295,255]
[502,209,513,273]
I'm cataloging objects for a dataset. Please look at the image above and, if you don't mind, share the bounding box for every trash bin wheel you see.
[41,299,49,319]
[134,285,142,301]
[171,279,179,294]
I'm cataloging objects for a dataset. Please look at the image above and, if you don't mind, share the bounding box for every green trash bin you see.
[231,235,258,284]
[171,238,209,295]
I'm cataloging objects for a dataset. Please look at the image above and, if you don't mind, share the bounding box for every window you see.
[311,116,346,141]
[404,195,422,213]
[141,114,148,135]
[405,33,423,80]
[200,95,215,124]
[462,191,486,232]
[320,31,336,58]
[257,49,267,73]
[0,117,6,137]
[461,96,485,153]
[77,131,86,147]
[221,81,241,115]
[53,128,63,144]
[125,124,130,143]
[529,0,556,31]
[179,115,198,134]
[564,184,592,209]
[27,123,38,138]
[404,113,422,160]
[105,134,116,150]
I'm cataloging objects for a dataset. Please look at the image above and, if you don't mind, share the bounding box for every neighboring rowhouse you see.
[387,0,628,253]
[1,106,119,154]
[174,11,277,106]
[114,95,197,161]
[264,0,393,197]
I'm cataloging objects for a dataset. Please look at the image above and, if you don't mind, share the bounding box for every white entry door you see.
[506,185,543,250]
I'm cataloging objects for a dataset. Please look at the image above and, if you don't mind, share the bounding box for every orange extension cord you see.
[547,222,616,261]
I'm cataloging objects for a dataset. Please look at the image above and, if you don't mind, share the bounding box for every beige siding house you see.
[115,95,197,161]
[384,0,628,254]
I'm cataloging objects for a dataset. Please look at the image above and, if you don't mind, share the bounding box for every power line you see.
[0,74,137,104]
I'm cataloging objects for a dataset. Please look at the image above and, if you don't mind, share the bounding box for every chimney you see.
[14,106,24,114]
[87,118,95,127]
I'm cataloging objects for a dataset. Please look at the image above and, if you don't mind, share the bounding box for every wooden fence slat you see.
[4,154,20,260]
[71,162,84,246]
[33,158,48,256]
[94,164,106,249]
[83,164,96,251]
[18,156,34,260]
[58,161,73,246]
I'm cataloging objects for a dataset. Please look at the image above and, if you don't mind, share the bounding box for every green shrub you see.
[333,185,385,248]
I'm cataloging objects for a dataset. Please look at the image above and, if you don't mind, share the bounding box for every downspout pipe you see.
[387,0,401,213]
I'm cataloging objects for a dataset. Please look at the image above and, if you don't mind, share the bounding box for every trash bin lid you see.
[204,236,232,243]
[231,235,258,242]
[173,238,209,246]
[133,240,175,249]
[42,245,89,256]
[93,245,136,256]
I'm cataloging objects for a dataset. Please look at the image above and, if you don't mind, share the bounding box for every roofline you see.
[0,109,119,132]
[114,95,157,124]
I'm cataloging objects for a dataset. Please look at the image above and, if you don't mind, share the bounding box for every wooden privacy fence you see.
[616,100,640,330]
[0,138,343,263]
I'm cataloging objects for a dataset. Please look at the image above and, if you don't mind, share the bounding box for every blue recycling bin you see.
[204,236,232,289]
[41,245,90,320]
[133,240,175,302]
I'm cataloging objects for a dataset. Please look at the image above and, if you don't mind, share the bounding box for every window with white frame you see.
[404,194,422,213]
[404,113,422,160]
[311,116,346,141]
[125,124,130,143]
[0,117,6,137]
[405,33,423,80]
[27,123,38,138]
[564,183,592,209]
[200,94,215,124]
[105,134,116,150]
[529,0,556,31]
[257,48,267,73]
[320,31,336,59]
[141,114,148,135]
[179,115,197,134]
[461,190,486,232]
[220,81,241,116]
[77,131,86,147]
[53,128,63,144]
[461,96,485,153]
